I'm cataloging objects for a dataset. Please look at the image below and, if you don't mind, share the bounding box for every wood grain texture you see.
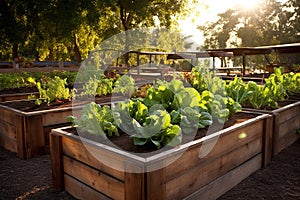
[63,155,125,200]
[62,136,124,180]
[184,154,262,200]
[50,132,64,191]
[64,174,112,200]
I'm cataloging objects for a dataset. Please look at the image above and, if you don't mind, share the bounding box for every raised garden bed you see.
[244,100,300,156]
[0,100,76,159]
[0,92,39,102]
[0,95,124,159]
[50,111,273,200]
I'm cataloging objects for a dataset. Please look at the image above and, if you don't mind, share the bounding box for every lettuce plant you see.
[67,102,119,138]
[28,76,70,105]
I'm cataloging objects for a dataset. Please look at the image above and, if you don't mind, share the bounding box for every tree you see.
[0,0,190,61]
[0,0,34,60]
[277,0,300,43]
[199,0,286,49]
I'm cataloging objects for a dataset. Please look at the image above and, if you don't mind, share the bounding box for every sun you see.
[237,0,262,10]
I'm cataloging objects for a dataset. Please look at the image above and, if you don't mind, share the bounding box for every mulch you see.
[0,139,299,200]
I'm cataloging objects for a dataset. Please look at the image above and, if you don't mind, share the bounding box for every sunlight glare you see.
[237,0,262,10]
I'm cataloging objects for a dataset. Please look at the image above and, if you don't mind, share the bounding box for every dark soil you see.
[0,139,299,199]
[71,112,257,154]
[0,95,126,112]
[242,99,298,111]
[0,87,38,95]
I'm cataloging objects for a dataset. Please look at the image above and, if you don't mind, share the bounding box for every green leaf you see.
[133,137,148,146]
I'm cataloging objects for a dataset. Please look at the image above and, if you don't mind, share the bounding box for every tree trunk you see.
[12,43,19,60]
[73,34,82,63]
[48,48,54,61]
[120,4,132,66]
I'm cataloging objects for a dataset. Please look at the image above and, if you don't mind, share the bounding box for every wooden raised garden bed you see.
[244,100,300,156]
[0,92,39,102]
[50,111,273,200]
[0,100,77,159]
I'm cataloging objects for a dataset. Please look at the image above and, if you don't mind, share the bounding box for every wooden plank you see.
[0,92,38,102]
[284,131,300,150]
[50,132,64,190]
[42,110,73,126]
[146,168,166,200]
[0,132,17,152]
[43,123,70,153]
[124,171,145,200]
[262,116,273,166]
[276,103,300,124]
[63,155,125,200]
[0,107,16,124]
[62,136,125,180]
[166,120,263,181]
[273,129,300,155]
[166,138,262,200]
[272,113,281,156]
[64,174,112,200]
[184,154,262,200]
[274,137,285,155]
[0,119,16,140]
[0,66,79,73]
[278,115,300,138]
[24,115,45,158]
[15,114,26,159]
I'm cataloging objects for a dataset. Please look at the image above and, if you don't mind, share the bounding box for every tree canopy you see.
[0,0,188,61]
[199,0,300,49]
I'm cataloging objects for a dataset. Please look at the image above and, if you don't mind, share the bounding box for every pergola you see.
[208,43,300,75]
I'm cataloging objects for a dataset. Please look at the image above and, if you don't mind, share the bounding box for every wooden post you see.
[50,132,64,191]
[59,61,64,68]
[15,114,26,159]
[24,115,45,158]
[272,113,280,156]
[242,53,246,76]
[262,115,273,167]
[125,172,144,200]
[146,168,166,200]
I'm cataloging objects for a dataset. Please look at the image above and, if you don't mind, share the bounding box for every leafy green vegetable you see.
[67,102,119,138]
[188,66,226,96]
[113,75,137,97]
[283,72,300,96]
[79,74,113,97]
[226,76,253,104]
[132,109,182,149]
[66,75,244,149]
[28,76,70,105]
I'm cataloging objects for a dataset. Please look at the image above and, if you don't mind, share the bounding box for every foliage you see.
[225,76,253,105]
[67,102,119,138]
[0,71,77,91]
[188,66,226,96]
[66,77,244,149]
[113,75,137,97]
[79,74,113,97]
[113,99,182,149]
[0,0,190,61]
[28,76,70,105]
[199,0,300,66]
[282,72,300,96]
[0,73,28,90]
[225,68,300,109]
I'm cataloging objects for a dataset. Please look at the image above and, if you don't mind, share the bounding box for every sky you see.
[178,0,288,49]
